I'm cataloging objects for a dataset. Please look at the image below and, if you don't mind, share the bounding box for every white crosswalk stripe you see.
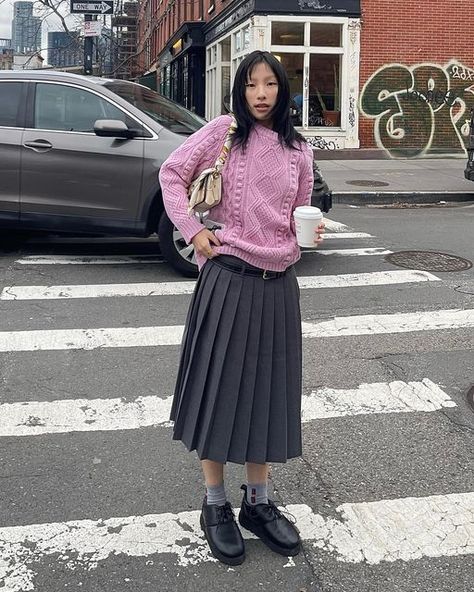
[0,270,440,300]
[14,247,389,265]
[0,309,471,352]
[0,379,455,437]
[1,491,472,591]
[302,247,392,256]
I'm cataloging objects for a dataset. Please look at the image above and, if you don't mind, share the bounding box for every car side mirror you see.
[93,119,139,139]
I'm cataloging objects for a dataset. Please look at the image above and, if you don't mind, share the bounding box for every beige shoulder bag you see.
[187,116,238,216]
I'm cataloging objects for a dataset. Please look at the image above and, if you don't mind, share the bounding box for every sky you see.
[0,0,14,39]
[0,0,80,59]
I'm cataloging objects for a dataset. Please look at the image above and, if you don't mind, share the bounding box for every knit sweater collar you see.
[253,122,279,143]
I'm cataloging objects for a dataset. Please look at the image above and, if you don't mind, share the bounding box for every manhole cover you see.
[385,251,472,272]
[346,180,390,187]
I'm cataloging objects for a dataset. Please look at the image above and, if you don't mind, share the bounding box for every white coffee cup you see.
[293,205,324,247]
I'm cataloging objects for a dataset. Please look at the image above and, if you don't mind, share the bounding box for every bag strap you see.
[214,116,238,173]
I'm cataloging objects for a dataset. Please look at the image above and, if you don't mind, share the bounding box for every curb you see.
[332,191,474,205]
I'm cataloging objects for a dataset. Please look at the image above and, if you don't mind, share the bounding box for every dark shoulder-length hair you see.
[231,50,306,150]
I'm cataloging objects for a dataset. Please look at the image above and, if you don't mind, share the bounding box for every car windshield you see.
[103,81,206,135]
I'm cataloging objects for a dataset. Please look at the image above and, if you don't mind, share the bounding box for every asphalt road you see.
[0,202,473,592]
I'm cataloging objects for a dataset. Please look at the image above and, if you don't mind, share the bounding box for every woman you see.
[159,50,325,566]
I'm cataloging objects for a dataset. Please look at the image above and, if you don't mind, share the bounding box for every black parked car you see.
[0,70,331,277]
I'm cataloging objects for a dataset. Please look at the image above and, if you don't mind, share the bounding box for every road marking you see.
[301,378,456,420]
[14,255,164,265]
[23,232,372,243]
[1,270,440,300]
[1,492,472,590]
[301,308,474,337]
[0,379,454,437]
[323,232,374,239]
[302,247,392,256]
[0,309,472,352]
[322,218,350,232]
[13,246,387,265]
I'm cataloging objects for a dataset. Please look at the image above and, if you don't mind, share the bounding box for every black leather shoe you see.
[238,484,301,556]
[200,497,245,565]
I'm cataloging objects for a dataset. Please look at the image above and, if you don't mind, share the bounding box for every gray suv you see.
[0,70,331,277]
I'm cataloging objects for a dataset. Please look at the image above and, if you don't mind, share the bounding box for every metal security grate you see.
[385,251,472,272]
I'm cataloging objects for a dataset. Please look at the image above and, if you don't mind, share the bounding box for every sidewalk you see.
[317,157,474,205]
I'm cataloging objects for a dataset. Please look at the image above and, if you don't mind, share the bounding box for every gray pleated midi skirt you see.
[170,254,303,465]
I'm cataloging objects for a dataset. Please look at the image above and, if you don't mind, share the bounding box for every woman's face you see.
[245,62,279,126]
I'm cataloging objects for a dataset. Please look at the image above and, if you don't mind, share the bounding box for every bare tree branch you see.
[33,0,73,34]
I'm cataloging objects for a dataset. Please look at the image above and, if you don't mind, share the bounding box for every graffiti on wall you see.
[360,60,474,157]
[306,136,342,150]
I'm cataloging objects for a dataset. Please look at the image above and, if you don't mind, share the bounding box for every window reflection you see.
[310,23,342,47]
[309,54,341,127]
[276,53,304,127]
[271,22,304,46]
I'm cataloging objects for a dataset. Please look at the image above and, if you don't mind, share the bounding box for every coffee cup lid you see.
[294,205,323,219]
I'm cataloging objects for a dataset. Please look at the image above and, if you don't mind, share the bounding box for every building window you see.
[310,23,341,47]
[270,18,345,129]
[272,22,304,46]
[206,19,254,120]
[309,54,341,126]
[206,43,218,119]
[182,53,189,108]
[275,53,304,126]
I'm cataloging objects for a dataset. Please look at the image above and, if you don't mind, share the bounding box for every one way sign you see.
[70,1,114,14]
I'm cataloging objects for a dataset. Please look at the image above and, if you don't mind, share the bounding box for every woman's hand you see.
[191,228,221,259]
[314,221,326,246]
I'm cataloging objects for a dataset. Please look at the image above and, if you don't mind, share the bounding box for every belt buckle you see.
[263,270,270,280]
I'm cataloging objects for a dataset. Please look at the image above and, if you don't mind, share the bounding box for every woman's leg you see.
[200,459,245,565]
[245,461,269,484]
[201,459,224,486]
[201,459,226,506]
[244,462,269,505]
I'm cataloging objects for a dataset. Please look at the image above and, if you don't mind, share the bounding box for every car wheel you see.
[158,211,220,278]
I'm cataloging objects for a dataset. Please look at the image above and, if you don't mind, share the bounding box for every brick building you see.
[359,0,474,157]
[137,0,473,156]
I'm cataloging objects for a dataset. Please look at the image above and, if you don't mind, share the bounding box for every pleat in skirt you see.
[170,254,303,465]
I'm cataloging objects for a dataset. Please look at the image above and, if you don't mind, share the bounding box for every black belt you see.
[211,255,289,279]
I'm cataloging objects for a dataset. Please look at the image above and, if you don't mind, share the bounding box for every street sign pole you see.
[71,1,112,75]
[84,14,95,75]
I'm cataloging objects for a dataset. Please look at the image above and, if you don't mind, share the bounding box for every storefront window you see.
[220,37,231,114]
[271,22,304,46]
[182,54,189,108]
[275,53,304,127]
[235,31,241,53]
[309,54,341,126]
[171,61,178,101]
[243,26,250,50]
[221,36,231,61]
[221,65,231,114]
[164,65,171,98]
[270,20,345,128]
[310,23,342,47]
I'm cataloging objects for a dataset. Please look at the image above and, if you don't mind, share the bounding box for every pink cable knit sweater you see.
[159,114,314,272]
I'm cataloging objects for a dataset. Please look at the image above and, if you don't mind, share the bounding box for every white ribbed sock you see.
[206,482,227,506]
[246,482,268,505]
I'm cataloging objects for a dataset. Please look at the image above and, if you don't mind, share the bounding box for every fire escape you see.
[112,0,139,79]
